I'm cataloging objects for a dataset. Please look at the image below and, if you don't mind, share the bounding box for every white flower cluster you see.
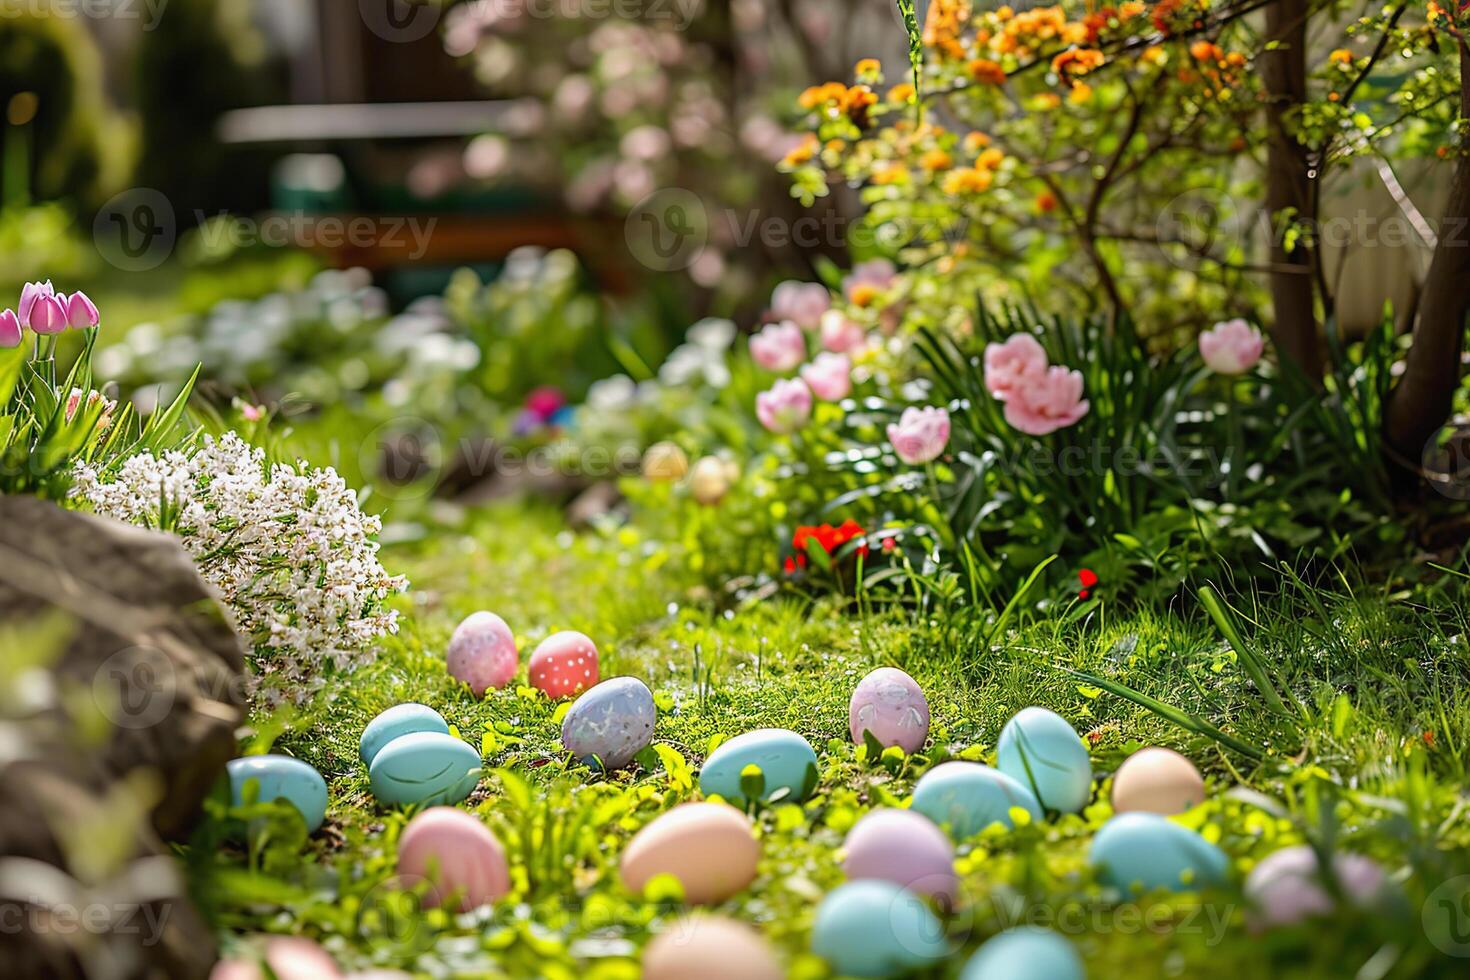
[72,432,408,700]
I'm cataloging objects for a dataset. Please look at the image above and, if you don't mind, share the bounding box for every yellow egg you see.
[621,803,760,904]
[1111,746,1205,815]
[643,442,690,481]
[642,916,782,980]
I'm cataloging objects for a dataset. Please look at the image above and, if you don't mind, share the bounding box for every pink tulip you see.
[819,309,867,353]
[1003,366,1090,435]
[1199,318,1264,374]
[750,320,806,372]
[769,281,830,330]
[887,406,951,465]
[984,333,1049,401]
[18,280,54,327]
[28,294,68,335]
[0,309,19,348]
[755,377,812,433]
[843,258,897,300]
[65,290,100,330]
[801,352,852,401]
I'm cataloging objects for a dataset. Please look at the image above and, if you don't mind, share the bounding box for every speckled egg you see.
[960,927,1085,980]
[1244,845,1389,929]
[642,916,783,980]
[1089,812,1229,893]
[1111,747,1205,815]
[226,755,328,833]
[209,936,341,980]
[842,808,957,903]
[698,728,819,806]
[849,667,930,754]
[909,762,1042,840]
[446,611,518,696]
[621,803,760,904]
[811,880,948,978]
[359,703,449,767]
[561,676,656,771]
[368,731,481,806]
[397,806,510,911]
[996,707,1093,813]
[529,631,600,699]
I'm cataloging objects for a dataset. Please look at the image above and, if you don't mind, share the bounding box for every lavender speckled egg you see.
[849,667,930,754]
[226,755,328,833]
[960,927,1085,980]
[996,707,1093,813]
[529,630,600,699]
[910,762,1042,840]
[1244,845,1390,930]
[621,803,760,904]
[1089,812,1229,893]
[446,611,518,696]
[561,676,656,771]
[643,916,783,980]
[842,808,957,903]
[398,806,511,911]
[359,703,449,767]
[1111,747,1205,815]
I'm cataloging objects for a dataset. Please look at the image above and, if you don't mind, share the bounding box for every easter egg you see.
[842,808,957,903]
[529,630,600,699]
[699,728,819,806]
[811,880,948,978]
[688,456,733,505]
[849,667,930,754]
[368,731,481,806]
[1089,812,1229,893]
[643,916,782,980]
[226,755,328,833]
[910,762,1042,839]
[643,442,690,481]
[1111,747,1205,815]
[621,802,760,904]
[446,611,518,696]
[1243,845,1390,929]
[996,707,1093,813]
[209,936,341,980]
[359,703,449,767]
[561,676,657,771]
[397,806,510,911]
[960,927,1085,980]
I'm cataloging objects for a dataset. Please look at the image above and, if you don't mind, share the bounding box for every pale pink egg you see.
[397,807,511,911]
[446,611,518,696]
[1111,747,1206,815]
[1245,845,1390,930]
[842,808,957,903]
[621,803,760,904]
[848,667,930,753]
[529,630,601,699]
[209,937,342,980]
[643,916,783,980]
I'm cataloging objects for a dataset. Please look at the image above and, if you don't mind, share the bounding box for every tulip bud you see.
[17,280,54,327]
[65,290,100,330]
[29,294,68,335]
[0,309,20,349]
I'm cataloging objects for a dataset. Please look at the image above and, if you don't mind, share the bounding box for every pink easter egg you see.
[1244,845,1389,930]
[842,807,957,904]
[209,937,342,980]
[848,667,930,753]
[529,630,600,699]
[446,611,518,696]
[398,806,511,911]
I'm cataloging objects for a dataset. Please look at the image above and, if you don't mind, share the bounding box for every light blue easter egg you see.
[226,755,328,833]
[961,927,1085,980]
[1090,812,1229,893]
[698,728,819,806]
[359,703,449,767]
[910,762,1042,839]
[368,731,481,806]
[561,676,656,771]
[996,706,1093,813]
[811,880,948,978]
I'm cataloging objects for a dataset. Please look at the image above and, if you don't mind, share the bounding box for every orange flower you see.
[968,58,1008,85]
[1036,190,1058,212]
[1329,48,1353,65]
[850,283,881,308]
[886,82,915,103]
[1068,81,1094,104]
[943,167,994,194]
[977,147,1005,170]
[798,82,848,109]
[963,131,992,152]
[871,162,910,185]
[1140,45,1167,66]
[782,135,818,167]
[920,148,954,171]
[1052,47,1105,78]
[855,58,882,77]
[923,0,972,61]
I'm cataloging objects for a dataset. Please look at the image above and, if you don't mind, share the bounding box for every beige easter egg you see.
[643,442,689,481]
[688,456,731,505]
[621,803,760,904]
[1111,747,1205,815]
[643,916,783,980]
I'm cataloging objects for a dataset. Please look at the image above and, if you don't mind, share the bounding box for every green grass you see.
[190,498,1470,979]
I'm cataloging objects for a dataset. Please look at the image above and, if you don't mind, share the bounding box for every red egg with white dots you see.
[528,631,600,699]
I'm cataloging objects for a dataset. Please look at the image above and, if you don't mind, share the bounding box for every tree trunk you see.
[1384,43,1470,462]
[1261,0,1323,377]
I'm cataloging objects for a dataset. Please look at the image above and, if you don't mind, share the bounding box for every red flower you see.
[1078,568,1099,600]
[786,520,872,574]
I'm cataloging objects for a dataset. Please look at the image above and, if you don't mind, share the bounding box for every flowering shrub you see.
[72,432,409,700]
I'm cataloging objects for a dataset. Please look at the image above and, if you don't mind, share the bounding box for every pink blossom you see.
[983,333,1048,401]
[1003,366,1090,435]
[887,406,951,465]
[28,294,68,335]
[749,320,806,372]
[800,352,852,401]
[819,309,867,353]
[18,280,54,328]
[0,309,19,348]
[843,258,896,300]
[1199,318,1264,374]
[756,377,813,433]
[769,280,830,330]
[65,290,100,330]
